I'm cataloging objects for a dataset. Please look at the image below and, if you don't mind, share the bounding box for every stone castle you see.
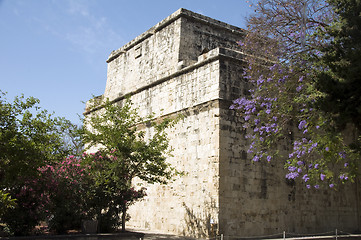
[87,8,361,238]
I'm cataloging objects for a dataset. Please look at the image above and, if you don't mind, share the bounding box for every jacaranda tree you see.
[232,0,360,189]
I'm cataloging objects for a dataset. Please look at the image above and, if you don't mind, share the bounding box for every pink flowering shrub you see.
[36,155,89,233]
[2,152,147,235]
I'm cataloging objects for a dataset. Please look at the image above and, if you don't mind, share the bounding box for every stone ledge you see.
[85,47,245,116]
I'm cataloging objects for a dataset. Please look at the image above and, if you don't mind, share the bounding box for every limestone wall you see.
[104,18,182,100]
[217,55,361,238]
[129,52,221,119]
[219,108,361,237]
[178,12,244,65]
[125,52,224,237]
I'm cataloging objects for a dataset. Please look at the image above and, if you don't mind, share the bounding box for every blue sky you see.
[0,0,252,124]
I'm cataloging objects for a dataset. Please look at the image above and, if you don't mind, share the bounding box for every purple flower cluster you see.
[298,120,307,130]
[339,174,348,181]
[286,165,303,179]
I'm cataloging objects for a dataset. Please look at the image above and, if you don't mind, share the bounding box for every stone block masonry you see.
[85,8,361,239]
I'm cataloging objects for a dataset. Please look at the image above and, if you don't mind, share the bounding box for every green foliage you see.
[0,190,16,217]
[1,186,44,236]
[233,0,360,189]
[0,92,79,187]
[83,98,177,184]
[0,91,84,235]
[80,151,146,232]
[315,0,361,132]
[82,97,178,231]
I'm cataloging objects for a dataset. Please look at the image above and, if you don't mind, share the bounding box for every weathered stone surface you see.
[86,8,361,239]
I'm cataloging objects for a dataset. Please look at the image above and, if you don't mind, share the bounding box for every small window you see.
[135,45,142,59]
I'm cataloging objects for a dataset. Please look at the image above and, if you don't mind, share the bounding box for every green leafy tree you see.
[315,0,361,132]
[0,92,79,187]
[0,92,83,235]
[82,97,178,232]
[232,0,360,189]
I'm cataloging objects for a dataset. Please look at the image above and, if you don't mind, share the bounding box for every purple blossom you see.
[306,184,311,189]
[314,185,320,189]
[298,120,307,129]
[329,184,334,188]
[320,173,326,181]
[296,150,305,158]
[308,143,318,153]
[257,76,264,85]
[278,76,287,83]
[269,64,278,71]
[325,147,329,151]
[344,162,348,168]
[302,174,310,182]
[288,166,297,172]
[339,152,346,159]
[339,174,348,180]
[286,172,299,179]
[298,76,304,82]
[296,85,303,92]
[267,155,272,162]
[314,164,319,169]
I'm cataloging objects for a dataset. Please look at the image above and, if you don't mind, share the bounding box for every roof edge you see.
[106,8,245,63]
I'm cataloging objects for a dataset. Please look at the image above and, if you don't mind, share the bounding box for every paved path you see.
[141,233,197,240]
[0,231,200,240]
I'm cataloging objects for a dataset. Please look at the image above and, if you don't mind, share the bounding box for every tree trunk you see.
[122,204,126,232]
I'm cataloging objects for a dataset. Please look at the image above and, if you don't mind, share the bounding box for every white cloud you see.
[62,0,124,54]
[66,0,90,17]
[30,0,124,56]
